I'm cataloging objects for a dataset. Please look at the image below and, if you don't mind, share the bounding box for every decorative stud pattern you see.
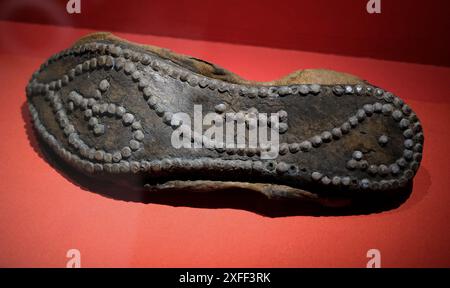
[32,63,146,165]
[27,41,424,192]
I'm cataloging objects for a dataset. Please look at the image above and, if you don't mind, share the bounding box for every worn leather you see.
[26,33,424,207]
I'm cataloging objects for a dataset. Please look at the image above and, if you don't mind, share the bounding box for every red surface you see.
[0,20,449,267]
[1,0,449,67]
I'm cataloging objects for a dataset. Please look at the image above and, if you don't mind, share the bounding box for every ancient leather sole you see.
[26,33,424,206]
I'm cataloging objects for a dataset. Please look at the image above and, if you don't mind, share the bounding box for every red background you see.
[0,0,449,267]
[1,0,450,67]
